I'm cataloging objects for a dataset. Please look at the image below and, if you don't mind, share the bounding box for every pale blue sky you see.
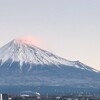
[0,0,100,70]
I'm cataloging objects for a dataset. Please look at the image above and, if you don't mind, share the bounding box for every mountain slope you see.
[0,39,98,73]
[0,38,100,94]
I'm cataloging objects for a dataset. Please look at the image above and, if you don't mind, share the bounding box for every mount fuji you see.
[0,38,100,94]
[0,38,98,73]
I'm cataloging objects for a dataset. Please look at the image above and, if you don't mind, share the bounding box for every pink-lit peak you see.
[13,36,43,47]
[15,36,36,45]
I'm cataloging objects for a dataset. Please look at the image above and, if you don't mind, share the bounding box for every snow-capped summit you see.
[0,38,98,73]
[0,39,73,66]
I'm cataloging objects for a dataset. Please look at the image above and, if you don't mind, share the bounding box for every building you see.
[0,94,8,100]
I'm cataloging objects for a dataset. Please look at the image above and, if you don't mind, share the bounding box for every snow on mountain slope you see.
[0,38,98,72]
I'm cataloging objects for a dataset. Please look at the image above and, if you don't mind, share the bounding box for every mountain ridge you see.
[0,39,98,73]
